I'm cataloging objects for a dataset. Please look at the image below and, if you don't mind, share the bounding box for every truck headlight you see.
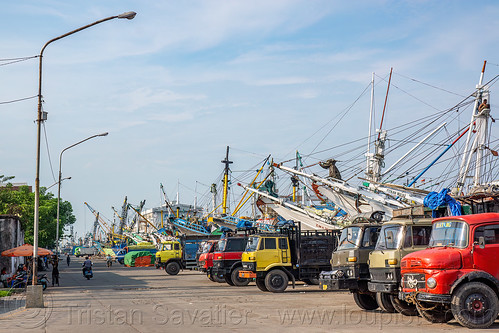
[336,270,344,278]
[426,277,437,289]
[346,269,354,277]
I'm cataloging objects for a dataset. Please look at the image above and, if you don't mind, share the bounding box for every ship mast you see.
[221,146,233,215]
[456,60,491,193]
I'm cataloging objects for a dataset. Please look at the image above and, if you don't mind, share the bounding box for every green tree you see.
[0,184,76,248]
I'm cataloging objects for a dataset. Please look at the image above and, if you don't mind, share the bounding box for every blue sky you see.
[1,1,498,240]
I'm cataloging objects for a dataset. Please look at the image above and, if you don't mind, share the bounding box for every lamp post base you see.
[25,285,44,308]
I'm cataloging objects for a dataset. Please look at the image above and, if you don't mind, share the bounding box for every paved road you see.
[1,257,496,332]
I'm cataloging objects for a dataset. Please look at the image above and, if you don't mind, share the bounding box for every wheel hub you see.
[271,275,284,287]
[465,293,487,314]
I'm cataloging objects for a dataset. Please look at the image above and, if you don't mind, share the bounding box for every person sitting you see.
[478,99,490,112]
[1,268,9,288]
[82,257,92,275]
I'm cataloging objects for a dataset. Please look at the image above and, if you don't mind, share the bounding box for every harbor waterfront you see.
[0,257,492,332]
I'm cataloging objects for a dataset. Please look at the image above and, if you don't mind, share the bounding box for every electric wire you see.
[0,95,38,105]
[42,121,57,184]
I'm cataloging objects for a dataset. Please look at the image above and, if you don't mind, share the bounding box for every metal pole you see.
[32,11,136,285]
[56,133,108,254]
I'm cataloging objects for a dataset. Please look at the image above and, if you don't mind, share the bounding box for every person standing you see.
[51,255,60,287]
[66,254,71,266]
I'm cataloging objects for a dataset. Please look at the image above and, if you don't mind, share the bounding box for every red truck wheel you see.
[231,267,250,287]
[417,304,453,323]
[389,294,418,316]
[451,282,498,329]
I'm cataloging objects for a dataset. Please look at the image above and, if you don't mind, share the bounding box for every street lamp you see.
[46,177,72,190]
[55,132,108,254]
[32,11,136,294]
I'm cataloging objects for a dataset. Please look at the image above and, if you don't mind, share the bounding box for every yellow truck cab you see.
[155,240,183,275]
[367,215,433,314]
[240,224,338,293]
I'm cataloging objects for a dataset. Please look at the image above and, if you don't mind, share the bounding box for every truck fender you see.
[450,271,499,295]
[229,261,242,272]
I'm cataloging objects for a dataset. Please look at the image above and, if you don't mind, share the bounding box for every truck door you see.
[278,238,289,264]
[174,242,182,260]
[473,224,499,278]
[256,238,279,270]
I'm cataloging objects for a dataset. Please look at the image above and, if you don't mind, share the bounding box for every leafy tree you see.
[0,184,76,248]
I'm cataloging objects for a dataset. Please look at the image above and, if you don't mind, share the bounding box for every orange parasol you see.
[1,244,53,257]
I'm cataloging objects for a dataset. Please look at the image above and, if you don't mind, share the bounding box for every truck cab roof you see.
[432,212,499,226]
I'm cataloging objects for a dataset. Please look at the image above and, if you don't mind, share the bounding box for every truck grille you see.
[402,273,425,290]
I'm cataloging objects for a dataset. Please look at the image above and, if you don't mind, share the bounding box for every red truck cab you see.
[400,213,499,328]
[197,240,218,277]
[211,236,249,286]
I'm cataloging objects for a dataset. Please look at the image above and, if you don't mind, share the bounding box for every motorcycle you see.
[82,267,93,280]
[9,271,48,290]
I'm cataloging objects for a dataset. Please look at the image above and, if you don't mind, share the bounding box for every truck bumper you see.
[319,271,359,291]
[399,291,451,304]
[368,282,398,293]
[239,270,257,279]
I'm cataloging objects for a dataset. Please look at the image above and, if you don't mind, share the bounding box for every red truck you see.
[210,236,250,286]
[399,212,499,328]
[197,240,223,282]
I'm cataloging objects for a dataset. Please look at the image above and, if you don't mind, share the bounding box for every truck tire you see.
[231,267,250,287]
[376,292,396,313]
[353,292,378,310]
[256,277,268,292]
[224,274,235,286]
[265,269,289,293]
[165,262,180,275]
[451,282,498,329]
[389,294,418,316]
[213,275,225,283]
[417,304,453,323]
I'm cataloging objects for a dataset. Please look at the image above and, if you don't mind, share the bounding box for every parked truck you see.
[211,235,250,286]
[239,223,339,293]
[399,212,499,328]
[74,246,98,257]
[319,219,382,310]
[367,212,433,315]
[197,240,223,282]
[155,239,201,275]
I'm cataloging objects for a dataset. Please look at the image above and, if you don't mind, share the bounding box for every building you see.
[0,215,25,275]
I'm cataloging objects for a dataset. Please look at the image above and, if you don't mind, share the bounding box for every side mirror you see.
[479,236,485,249]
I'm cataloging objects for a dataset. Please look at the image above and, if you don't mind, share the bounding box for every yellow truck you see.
[155,240,198,275]
[239,224,339,293]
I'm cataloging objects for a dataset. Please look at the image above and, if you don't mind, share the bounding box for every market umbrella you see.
[1,244,53,257]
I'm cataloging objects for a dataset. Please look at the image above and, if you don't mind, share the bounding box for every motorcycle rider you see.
[106,254,113,267]
[82,256,92,276]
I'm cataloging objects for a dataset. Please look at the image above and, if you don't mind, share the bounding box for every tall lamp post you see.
[32,11,136,294]
[55,132,109,254]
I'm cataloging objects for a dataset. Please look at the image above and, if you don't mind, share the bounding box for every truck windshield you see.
[161,243,173,251]
[217,240,227,252]
[376,225,404,250]
[338,227,362,250]
[245,237,260,252]
[200,242,212,254]
[429,221,468,248]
